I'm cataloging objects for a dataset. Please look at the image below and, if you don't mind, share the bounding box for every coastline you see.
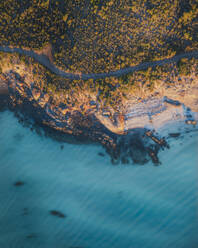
[1,2,198,247]
[0,49,198,165]
[1,87,197,165]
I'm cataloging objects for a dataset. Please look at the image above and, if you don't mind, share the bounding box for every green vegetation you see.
[177,58,194,76]
[0,0,197,111]
[0,0,197,74]
[0,49,197,113]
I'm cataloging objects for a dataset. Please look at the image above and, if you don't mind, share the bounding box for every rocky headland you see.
[0,49,197,165]
[0,0,198,165]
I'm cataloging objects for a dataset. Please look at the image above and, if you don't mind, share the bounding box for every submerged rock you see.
[49,210,66,218]
[169,133,181,138]
[26,233,37,239]
[98,152,105,157]
[14,181,25,186]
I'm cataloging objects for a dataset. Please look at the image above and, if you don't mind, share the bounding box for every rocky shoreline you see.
[0,51,198,165]
[0,84,171,165]
[1,85,195,166]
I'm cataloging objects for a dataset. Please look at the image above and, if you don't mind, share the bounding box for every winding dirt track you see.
[0,46,198,80]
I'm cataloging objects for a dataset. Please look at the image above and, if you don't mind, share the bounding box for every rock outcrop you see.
[0,51,198,165]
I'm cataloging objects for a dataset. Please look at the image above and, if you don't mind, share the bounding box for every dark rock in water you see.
[26,233,36,239]
[60,144,64,150]
[121,157,129,164]
[130,139,148,164]
[147,147,161,165]
[169,133,181,138]
[22,207,29,216]
[50,210,66,218]
[145,130,169,148]
[102,128,168,165]
[14,181,25,186]
[98,152,105,157]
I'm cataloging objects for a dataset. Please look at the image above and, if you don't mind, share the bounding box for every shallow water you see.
[0,110,198,248]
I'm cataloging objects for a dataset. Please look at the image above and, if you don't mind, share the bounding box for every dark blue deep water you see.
[0,110,198,248]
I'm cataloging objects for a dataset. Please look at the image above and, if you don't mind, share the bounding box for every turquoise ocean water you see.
[0,110,198,248]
